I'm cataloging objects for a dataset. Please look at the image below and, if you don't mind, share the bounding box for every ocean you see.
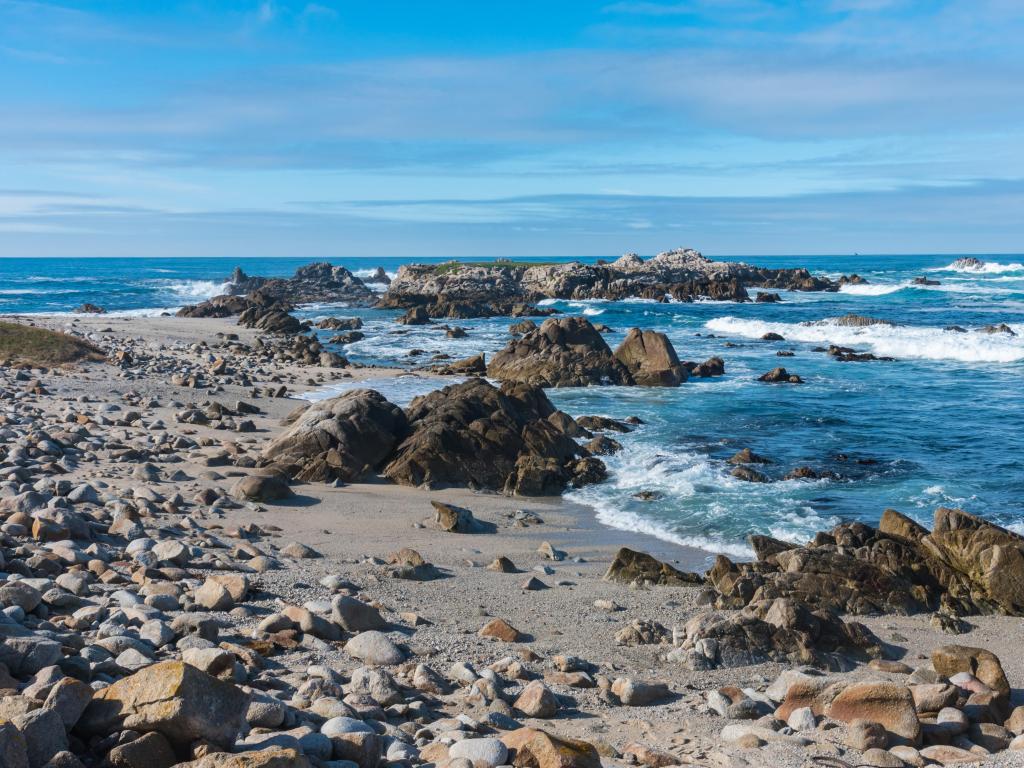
[3,254,1022,566]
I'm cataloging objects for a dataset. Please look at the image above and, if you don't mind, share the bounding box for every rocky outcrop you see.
[758,367,802,383]
[379,249,837,319]
[612,329,687,386]
[178,287,307,337]
[74,303,106,314]
[488,318,687,388]
[383,378,603,495]
[487,318,632,387]
[604,548,704,586]
[919,506,1024,615]
[260,389,409,482]
[430,353,487,375]
[227,263,376,305]
[677,599,883,671]
[706,508,1024,620]
[179,263,375,319]
[826,313,896,328]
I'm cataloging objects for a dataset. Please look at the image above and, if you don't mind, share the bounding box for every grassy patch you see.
[0,321,105,367]
[432,259,561,275]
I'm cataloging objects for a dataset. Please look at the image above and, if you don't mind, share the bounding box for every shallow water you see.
[4,253,1022,557]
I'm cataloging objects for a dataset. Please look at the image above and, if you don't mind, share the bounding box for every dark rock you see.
[260,389,408,482]
[680,598,883,670]
[612,328,687,386]
[829,313,896,327]
[686,356,725,377]
[575,415,631,433]
[487,317,632,387]
[758,367,803,383]
[731,466,770,483]
[398,306,431,325]
[431,353,486,375]
[74,303,106,314]
[604,548,704,586]
[378,249,837,319]
[383,378,602,495]
[230,473,293,502]
[728,448,770,465]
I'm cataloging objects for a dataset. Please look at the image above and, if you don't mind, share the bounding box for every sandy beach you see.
[2,310,1022,767]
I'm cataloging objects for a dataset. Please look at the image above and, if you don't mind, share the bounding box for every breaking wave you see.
[705,315,1024,363]
[932,260,1024,275]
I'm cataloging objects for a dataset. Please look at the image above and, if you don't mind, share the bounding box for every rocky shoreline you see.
[174,249,839,326]
[377,250,837,319]
[1,273,1023,768]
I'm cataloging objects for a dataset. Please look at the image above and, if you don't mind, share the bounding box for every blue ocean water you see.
[3,254,1022,560]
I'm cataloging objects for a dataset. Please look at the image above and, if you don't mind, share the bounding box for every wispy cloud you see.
[1,0,1022,255]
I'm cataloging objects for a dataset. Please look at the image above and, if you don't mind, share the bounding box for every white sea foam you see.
[580,498,756,559]
[566,438,840,558]
[932,260,1024,274]
[352,268,397,280]
[2,306,180,318]
[301,375,459,405]
[840,280,1015,297]
[705,315,1024,363]
[838,283,906,296]
[158,279,231,302]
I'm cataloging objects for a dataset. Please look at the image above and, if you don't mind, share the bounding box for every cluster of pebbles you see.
[2,319,1024,768]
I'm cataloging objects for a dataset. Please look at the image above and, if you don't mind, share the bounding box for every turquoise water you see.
[3,254,1022,561]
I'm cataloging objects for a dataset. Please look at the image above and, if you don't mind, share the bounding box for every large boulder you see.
[931,645,1010,714]
[260,389,408,482]
[501,728,601,768]
[825,682,921,746]
[612,329,687,386]
[383,378,602,495]
[486,317,632,387]
[678,601,882,671]
[175,748,311,768]
[919,507,1024,614]
[604,548,703,586]
[230,473,293,502]
[78,661,249,748]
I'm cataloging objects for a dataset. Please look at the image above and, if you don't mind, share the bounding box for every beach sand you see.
[10,311,1024,766]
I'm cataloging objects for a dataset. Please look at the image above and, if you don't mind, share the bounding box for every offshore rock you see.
[487,317,631,387]
[380,249,837,319]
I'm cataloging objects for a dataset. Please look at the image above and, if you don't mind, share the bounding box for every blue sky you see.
[1,0,1023,257]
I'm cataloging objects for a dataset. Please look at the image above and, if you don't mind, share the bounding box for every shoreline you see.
[6,308,1024,766]
[21,311,727,573]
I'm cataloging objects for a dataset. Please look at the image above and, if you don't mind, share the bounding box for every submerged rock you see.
[758,367,803,384]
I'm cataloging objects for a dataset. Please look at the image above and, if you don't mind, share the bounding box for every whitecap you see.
[155,279,231,302]
[839,283,907,296]
[300,375,460,406]
[931,260,1024,275]
[705,315,1024,363]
